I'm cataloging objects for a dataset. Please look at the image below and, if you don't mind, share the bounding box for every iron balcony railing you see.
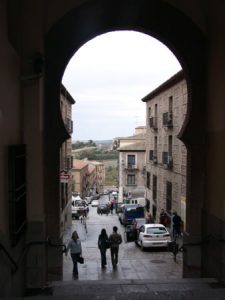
[162,151,173,169]
[149,116,158,129]
[162,112,173,127]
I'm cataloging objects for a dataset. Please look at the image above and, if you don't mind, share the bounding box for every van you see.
[119,204,145,226]
[123,197,146,206]
[71,196,86,219]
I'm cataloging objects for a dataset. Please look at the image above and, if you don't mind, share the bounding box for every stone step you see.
[21,278,225,300]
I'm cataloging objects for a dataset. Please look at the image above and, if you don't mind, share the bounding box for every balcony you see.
[162,112,173,128]
[66,155,73,170]
[65,118,73,134]
[149,116,158,129]
[162,151,173,169]
[126,164,137,169]
[149,150,157,164]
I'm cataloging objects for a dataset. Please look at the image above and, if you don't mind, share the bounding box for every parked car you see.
[136,224,171,250]
[91,200,100,207]
[71,196,87,219]
[85,196,92,204]
[91,194,100,201]
[97,203,110,215]
[111,191,118,198]
[116,203,123,214]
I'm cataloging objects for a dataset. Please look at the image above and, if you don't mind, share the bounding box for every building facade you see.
[90,161,105,194]
[59,85,75,233]
[142,71,187,225]
[117,127,146,202]
[87,163,96,196]
[72,160,89,198]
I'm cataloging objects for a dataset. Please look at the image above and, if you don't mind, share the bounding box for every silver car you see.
[136,224,171,250]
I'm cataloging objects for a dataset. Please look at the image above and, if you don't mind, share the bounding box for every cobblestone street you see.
[62,202,182,281]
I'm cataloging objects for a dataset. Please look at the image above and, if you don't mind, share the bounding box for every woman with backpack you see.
[98,228,110,269]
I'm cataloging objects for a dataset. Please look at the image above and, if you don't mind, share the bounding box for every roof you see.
[118,141,146,152]
[141,70,184,102]
[73,159,88,170]
[61,84,76,104]
[118,133,146,141]
[135,126,146,129]
[90,161,104,166]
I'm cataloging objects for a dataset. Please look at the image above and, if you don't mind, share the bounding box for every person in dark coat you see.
[109,226,122,268]
[172,211,182,238]
[98,228,109,268]
[110,201,114,214]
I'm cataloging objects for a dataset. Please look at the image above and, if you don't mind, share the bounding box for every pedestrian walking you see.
[98,228,110,268]
[109,226,122,269]
[65,230,83,278]
[160,209,169,227]
[86,205,89,216]
[172,211,182,238]
[110,201,114,214]
[146,212,154,224]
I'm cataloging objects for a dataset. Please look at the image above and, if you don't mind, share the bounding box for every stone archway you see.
[44,0,206,280]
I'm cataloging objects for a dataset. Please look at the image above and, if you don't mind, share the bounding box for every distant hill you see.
[73,140,112,145]
[94,140,112,145]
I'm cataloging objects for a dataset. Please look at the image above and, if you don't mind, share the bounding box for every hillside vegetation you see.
[72,140,96,149]
[103,162,118,186]
[74,148,118,161]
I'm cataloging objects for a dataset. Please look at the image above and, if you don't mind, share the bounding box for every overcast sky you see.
[62,30,181,141]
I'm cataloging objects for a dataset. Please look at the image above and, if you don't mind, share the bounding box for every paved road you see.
[62,196,182,281]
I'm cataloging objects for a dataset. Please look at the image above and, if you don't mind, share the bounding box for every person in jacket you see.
[109,226,122,268]
[66,230,82,278]
[98,228,109,268]
[159,209,169,227]
[172,211,182,238]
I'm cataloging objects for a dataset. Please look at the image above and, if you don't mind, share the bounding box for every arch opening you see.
[61,29,185,280]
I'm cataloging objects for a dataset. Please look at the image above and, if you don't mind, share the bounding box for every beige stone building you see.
[90,161,105,194]
[72,160,89,198]
[59,85,75,232]
[87,163,96,196]
[117,127,146,202]
[142,71,187,225]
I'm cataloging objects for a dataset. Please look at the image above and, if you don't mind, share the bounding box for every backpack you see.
[98,235,110,249]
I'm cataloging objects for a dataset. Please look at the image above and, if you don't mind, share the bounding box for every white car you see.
[85,196,92,204]
[91,200,99,207]
[136,224,171,250]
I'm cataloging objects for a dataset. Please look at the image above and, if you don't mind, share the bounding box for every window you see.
[154,136,157,152]
[149,150,153,161]
[155,103,158,117]
[153,175,157,202]
[169,96,173,113]
[146,172,151,189]
[127,174,135,185]
[166,181,172,212]
[148,107,151,118]
[168,135,172,156]
[127,154,135,167]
